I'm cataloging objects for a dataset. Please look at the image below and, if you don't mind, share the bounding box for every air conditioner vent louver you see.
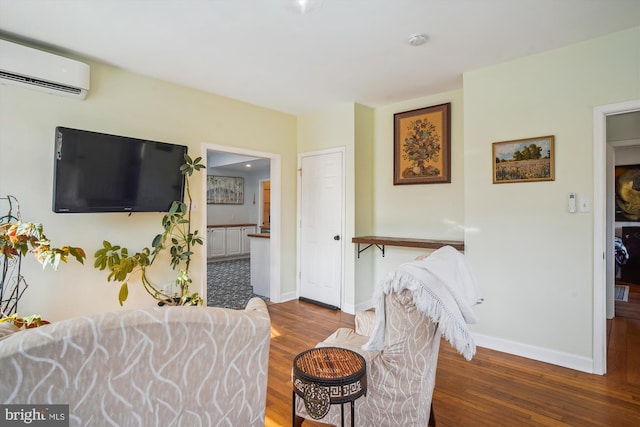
[0,70,82,95]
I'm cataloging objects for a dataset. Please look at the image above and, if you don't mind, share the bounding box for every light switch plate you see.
[579,197,591,212]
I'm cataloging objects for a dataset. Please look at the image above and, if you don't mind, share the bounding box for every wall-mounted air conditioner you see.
[0,39,90,100]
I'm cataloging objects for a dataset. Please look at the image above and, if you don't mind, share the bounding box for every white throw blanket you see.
[363,245,483,361]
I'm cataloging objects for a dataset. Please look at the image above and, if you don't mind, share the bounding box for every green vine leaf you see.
[118,282,129,306]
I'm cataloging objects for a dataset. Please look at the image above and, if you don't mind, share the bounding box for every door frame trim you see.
[297,147,346,308]
[593,99,640,375]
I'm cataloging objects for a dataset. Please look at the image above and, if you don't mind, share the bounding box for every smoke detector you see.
[408,33,428,46]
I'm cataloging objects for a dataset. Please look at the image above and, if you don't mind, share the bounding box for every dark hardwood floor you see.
[265,299,640,426]
[615,281,640,320]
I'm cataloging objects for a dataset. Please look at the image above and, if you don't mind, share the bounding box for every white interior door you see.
[298,150,344,309]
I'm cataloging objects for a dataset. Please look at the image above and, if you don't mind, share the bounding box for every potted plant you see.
[1,195,86,325]
[94,155,205,306]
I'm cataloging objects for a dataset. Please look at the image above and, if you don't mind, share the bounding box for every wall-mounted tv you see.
[53,127,187,213]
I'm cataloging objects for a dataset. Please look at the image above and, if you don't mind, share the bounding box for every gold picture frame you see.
[393,103,451,185]
[492,135,555,184]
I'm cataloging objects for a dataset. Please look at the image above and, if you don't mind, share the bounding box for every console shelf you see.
[352,236,464,258]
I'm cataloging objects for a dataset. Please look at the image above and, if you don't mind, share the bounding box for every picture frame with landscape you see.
[492,135,555,184]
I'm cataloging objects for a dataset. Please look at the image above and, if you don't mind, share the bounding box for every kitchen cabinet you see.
[207,228,226,258]
[226,227,243,256]
[207,224,255,259]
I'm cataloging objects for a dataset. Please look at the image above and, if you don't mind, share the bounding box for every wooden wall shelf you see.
[351,236,464,258]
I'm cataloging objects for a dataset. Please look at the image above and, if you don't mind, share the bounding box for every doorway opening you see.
[594,99,640,375]
[201,143,282,307]
[259,180,271,233]
[609,117,640,322]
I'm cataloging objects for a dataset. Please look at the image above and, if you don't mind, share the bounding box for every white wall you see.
[0,58,296,321]
[463,26,640,370]
[205,166,269,225]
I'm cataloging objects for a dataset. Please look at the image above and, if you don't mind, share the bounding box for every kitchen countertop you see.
[247,233,270,239]
[207,223,257,228]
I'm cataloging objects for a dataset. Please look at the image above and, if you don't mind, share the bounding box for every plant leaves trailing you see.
[1,194,86,323]
[94,154,205,306]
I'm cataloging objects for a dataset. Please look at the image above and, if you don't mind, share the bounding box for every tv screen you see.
[53,127,187,213]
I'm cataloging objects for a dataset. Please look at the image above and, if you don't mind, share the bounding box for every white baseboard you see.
[473,333,596,374]
[277,291,297,303]
[341,299,374,315]
[355,299,374,313]
[341,304,355,315]
[279,295,596,373]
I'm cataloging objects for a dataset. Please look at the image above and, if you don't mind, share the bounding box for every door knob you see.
[333,235,340,241]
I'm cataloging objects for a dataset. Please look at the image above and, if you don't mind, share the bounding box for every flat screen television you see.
[53,127,187,213]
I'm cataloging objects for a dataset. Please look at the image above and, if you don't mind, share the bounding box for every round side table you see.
[292,346,367,427]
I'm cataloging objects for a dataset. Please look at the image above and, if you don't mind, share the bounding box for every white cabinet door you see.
[207,229,214,257]
[226,227,242,256]
[208,228,226,258]
[241,226,255,254]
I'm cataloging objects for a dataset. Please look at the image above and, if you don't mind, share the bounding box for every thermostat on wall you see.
[569,193,576,213]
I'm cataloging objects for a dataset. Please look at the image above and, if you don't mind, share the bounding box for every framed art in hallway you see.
[492,135,555,184]
[615,164,640,221]
[207,176,244,204]
[393,103,451,185]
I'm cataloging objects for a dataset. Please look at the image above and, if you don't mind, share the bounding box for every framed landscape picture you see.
[393,103,451,185]
[207,176,244,204]
[492,135,555,184]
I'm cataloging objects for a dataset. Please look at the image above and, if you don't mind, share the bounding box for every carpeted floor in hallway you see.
[207,258,269,309]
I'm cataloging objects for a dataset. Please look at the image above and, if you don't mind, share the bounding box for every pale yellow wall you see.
[354,104,375,307]
[371,90,465,286]
[464,27,640,358]
[0,60,296,321]
[297,103,354,153]
[354,104,375,237]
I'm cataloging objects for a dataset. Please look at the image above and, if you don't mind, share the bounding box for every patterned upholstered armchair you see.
[0,297,271,427]
[294,289,440,426]
[294,246,481,427]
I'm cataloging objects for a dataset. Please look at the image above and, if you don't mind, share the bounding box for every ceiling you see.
[0,0,639,115]
[207,152,271,173]
[608,111,640,144]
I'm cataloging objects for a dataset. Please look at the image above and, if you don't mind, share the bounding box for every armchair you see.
[295,289,439,426]
[294,245,482,427]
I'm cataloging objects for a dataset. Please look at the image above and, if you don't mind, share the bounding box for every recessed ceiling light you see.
[246,164,252,168]
[290,0,323,15]
[408,33,427,46]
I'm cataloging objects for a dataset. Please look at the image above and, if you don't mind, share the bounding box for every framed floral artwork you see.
[393,103,451,185]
